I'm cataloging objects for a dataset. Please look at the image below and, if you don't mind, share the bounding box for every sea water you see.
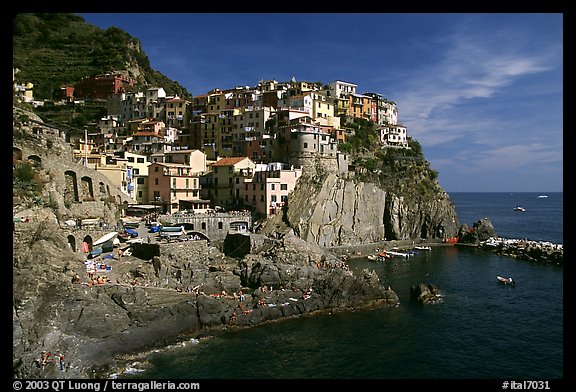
[119,192,563,381]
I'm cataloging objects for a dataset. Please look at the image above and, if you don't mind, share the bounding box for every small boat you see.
[160,225,185,232]
[386,250,413,258]
[497,276,516,286]
[88,246,103,259]
[124,228,139,238]
[160,226,185,238]
[537,195,548,198]
[368,251,394,261]
[93,231,118,246]
[414,246,432,251]
[514,206,526,212]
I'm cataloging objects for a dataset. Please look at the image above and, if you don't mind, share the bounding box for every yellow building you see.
[206,157,256,209]
[124,152,151,203]
[348,93,373,121]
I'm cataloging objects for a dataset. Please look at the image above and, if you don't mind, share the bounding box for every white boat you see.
[514,206,526,212]
[93,231,118,246]
[497,275,516,286]
[537,195,548,198]
[160,225,185,232]
[386,250,413,258]
[414,246,432,251]
[160,226,185,238]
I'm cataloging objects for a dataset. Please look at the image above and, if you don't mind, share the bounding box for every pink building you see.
[241,163,303,216]
[148,162,208,213]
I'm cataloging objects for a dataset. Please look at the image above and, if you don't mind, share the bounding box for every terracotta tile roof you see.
[212,157,250,166]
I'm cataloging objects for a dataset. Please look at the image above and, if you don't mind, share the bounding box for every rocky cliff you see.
[279,170,459,247]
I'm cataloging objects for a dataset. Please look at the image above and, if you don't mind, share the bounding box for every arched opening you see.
[67,234,77,252]
[81,235,94,253]
[187,231,209,241]
[80,176,94,201]
[64,170,79,203]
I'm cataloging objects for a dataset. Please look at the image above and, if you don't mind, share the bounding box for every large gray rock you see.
[410,283,442,304]
[458,218,498,245]
[283,172,459,246]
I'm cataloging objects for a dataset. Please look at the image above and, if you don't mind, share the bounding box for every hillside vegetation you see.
[13,13,191,126]
[339,117,441,198]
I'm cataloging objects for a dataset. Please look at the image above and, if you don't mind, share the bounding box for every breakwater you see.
[478,237,563,266]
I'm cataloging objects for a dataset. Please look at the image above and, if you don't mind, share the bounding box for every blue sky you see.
[79,13,563,193]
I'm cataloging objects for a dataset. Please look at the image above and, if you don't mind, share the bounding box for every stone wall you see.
[164,211,252,241]
[13,132,132,223]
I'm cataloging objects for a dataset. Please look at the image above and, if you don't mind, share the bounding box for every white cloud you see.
[388,24,560,150]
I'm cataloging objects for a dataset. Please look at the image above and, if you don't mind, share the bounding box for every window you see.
[128,157,134,163]
[202,222,206,230]
[154,178,159,185]
[133,168,139,175]
[137,158,144,163]
[137,178,145,184]
[155,166,159,172]
[186,179,189,189]
[271,195,277,202]
[281,184,288,191]
[304,142,308,148]
[218,222,223,229]
[271,184,275,190]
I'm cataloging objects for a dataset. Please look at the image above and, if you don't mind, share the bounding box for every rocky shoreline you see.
[455,218,563,266]
[477,237,563,266]
[12,219,399,379]
[13,213,561,379]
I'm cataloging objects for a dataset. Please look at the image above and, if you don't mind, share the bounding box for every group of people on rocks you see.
[71,272,110,287]
[315,260,350,271]
[40,351,65,372]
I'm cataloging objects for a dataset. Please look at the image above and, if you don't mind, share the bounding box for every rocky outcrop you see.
[457,217,497,245]
[282,172,459,247]
[455,218,563,266]
[410,283,442,304]
[480,237,563,266]
[13,219,397,379]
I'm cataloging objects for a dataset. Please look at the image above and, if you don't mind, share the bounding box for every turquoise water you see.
[120,193,563,381]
